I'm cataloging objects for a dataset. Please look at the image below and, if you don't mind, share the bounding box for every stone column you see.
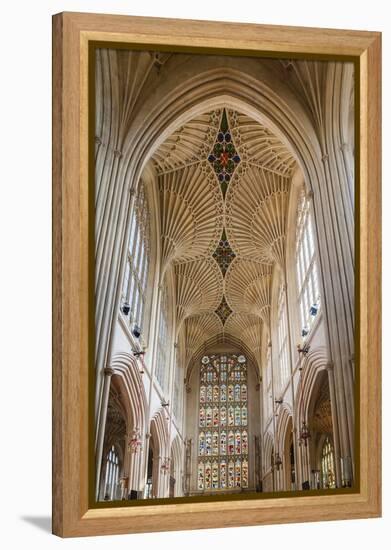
[141,284,163,492]
[95,367,115,500]
[326,362,342,487]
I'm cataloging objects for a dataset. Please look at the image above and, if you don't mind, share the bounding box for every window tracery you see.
[276,284,289,393]
[121,180,150,336]
[198,354,249,491]
[103,445,119,501]
[296,188,321,338]
[156,282,169,391]
[321,437,336,489]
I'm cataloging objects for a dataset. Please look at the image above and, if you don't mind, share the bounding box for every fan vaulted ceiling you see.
[151,108,297,375]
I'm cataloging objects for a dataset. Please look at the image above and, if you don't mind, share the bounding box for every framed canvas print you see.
[52,12,381,537]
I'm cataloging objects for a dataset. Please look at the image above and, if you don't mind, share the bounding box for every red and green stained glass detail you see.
[208,109,240,197]
[215,295,232,325]
[212,229,236,276]
[198,355,249,491]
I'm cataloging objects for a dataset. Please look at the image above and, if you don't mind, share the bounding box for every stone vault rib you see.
[175,258,224,329]
[225,258,272,327]
[225,164,290,266]
[159,164,223,271]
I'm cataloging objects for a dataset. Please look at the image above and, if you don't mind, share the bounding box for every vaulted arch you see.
[225,259,272,325]
[295,347,329,422]
[109,352,148,435]
[94,50,356,500]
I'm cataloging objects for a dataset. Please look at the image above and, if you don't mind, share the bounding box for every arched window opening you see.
[156,282,169,391]
[145,447,153,499]
[276,284,289,393]
[103,445,119,501]
[295,188,321,339]
[121,180,150,337]
[321,437,336,489]
[197,354,249,491]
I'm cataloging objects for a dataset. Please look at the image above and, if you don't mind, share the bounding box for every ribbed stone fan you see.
[225,258,272,326]
[149,107,297,373]
[279,60,328,138]
[227,110,296,176]
[175,258,224,329]
[224,313,263,358]
[115,51,172,147]
[226,164,290,266]
[159,164,223,270]
[183,313,223,365]
[153,112,221,174]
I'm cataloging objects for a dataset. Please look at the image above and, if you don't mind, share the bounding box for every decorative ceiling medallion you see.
[208,109,241,198]
[212,228,236,276]
[215,295,233,325]
[201,355,210,364]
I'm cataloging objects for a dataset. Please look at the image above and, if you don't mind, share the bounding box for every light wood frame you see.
[52,11,381,537]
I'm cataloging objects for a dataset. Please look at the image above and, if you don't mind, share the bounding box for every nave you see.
[94,50,355,500]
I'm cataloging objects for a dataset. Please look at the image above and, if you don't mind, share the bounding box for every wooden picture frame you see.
[52,11,381,538]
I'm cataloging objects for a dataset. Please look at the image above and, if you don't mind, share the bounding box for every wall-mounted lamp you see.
[310,303,319,316]
[121,302,130,315]
[132,324,141,338]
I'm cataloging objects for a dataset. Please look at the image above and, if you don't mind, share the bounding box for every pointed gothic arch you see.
[149,408,170,497]
[93,50,356,502]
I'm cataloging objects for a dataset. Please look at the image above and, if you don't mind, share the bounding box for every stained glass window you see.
[296,188,321,338]
[321,437,336,489]
[197,354,249,491]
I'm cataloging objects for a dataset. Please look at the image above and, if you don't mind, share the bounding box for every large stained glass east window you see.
[197,354,249,491]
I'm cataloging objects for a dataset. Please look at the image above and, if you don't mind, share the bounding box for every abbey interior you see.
[94,49,355,501]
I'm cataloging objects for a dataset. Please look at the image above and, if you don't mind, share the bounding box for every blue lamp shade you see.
[310,303,319,316]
